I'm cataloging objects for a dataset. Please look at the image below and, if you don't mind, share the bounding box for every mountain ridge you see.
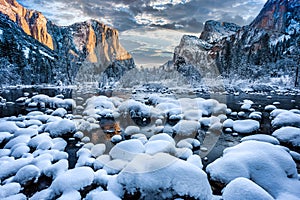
[0,0,134,86]
[173,0,300,89]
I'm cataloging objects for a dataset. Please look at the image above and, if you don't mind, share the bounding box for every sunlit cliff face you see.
[0,0,54,49]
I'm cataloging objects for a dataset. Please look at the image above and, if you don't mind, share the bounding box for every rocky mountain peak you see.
[0,0,53,49]
[250,0,300,34]
[200,20,241,44]
[0,0,135,86]
[173,0,300,89]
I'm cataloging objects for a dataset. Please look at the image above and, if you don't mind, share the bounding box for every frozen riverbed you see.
[0,86,300,199]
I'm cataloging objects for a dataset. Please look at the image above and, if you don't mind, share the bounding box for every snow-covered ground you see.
[0,90,299,199]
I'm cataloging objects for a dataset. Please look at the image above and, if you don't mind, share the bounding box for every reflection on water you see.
[1,86,299,165]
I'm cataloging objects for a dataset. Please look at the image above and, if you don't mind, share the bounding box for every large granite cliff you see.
[0,0,134,85]
[173,0,300,89]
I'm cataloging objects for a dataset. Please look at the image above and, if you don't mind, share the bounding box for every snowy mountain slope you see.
[0,0,135,85]
[173,0,300,88]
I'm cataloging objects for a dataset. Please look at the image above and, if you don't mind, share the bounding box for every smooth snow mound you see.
[241,134,280,145]
[271,111,300,129]
[206,140,300,199]
[109,139,145,161]
[117,153,212,200]
[272,126,300,147]
[233,120,260,134]
[173,120,200,136]
[51,167,94,195]
[222,177,274,200]
[45,119,76,137]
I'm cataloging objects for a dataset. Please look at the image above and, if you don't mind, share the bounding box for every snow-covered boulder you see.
[0,132,13,143]
[149,133,175,145]
[44,159,68,179]
[103,159,129,175]
[0,182,21,198]
[91,144,106,158]
[0,157,33,180]
[272,126,300,148]
[232,120,260,134]
[145,140,176,155]
[206,141,300,199]
[109,139,145,161]
[177,138,200,149]
[117,153,212,199]
[173,120,200,136]
[86,190,121,200]
[44,119,76,137]
[76,148,95,167]
[183,109,202,121]
[187,154,203,169]
[13,165,41,185]
[265,105,277,112]
[241,134,280,145]
[124,126,140,136]
[28,133,52,148]
[222,177,274,200]
[271,111,300,129]
[4,135,31,149]
[14,128,38,137]
[0,121,19,133]
[50,167,94,195]
[51,108,68,117]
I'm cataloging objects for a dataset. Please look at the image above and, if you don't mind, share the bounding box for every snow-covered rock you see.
[265,105,277,112]
[117,153,212,199]
[4,135,31,149]
[272,126,300,147]
[232,120,260,134]
[91,144,106,158]
[103,159,128,175]
[177,138,200,149]
[0,121,19,133]
[109,139,145,161]
[271,111,300,129]
[249,112,262,120]
[149,133,175,145]
[0,157,33,180]
[111,135,122,143]
[0,182,21,198]
[14,128,38,137]
[173,120,200,136]
[50,167,94,195]
[76,148,95,167]
[187,154,203,169]
[124,126,140,136]
[44,119,76,137]
[43,158,67,178]
[0,132,13,143]
[222,177,274,200]
[145,140,176,155]
[28,133,52,148]
[86,190,121,200]
[51,108,68,117]
[11,144,30,158]
[206,141,300,199]
[13,165,41,185]
[241,134,280,145]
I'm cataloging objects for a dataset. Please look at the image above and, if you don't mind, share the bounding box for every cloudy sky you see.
[19,0,267,67]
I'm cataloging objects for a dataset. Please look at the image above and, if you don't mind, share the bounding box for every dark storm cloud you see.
[18,0,267,32]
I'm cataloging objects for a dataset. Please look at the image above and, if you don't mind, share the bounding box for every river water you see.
[1,86,299,169]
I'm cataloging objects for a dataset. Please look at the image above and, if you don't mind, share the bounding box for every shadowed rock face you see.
[250,0,299,33]
[0,0,134,85]
[173,0,300,85]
